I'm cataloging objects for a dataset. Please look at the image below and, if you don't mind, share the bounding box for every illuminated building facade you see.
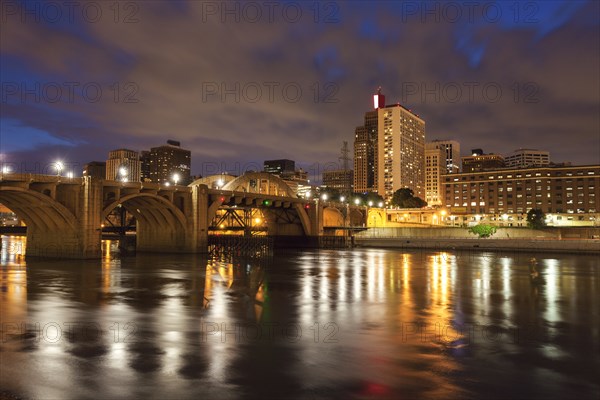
[505,148,550,168]
[461,149,505,172]
[106,149,141,182]
[353,110,378,193]
[425,143,446,206]
[377,103,426,201]
[145,140,192,185]
[442,164,600,216]
[323,169,354,192]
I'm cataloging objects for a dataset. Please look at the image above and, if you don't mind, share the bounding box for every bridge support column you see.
[307,201,324,237]
[77,177,103,258]
[193,184,209,252]
[25,177,102,259]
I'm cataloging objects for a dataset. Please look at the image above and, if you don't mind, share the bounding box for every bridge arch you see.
[0,186,78,231]
[0,185,81,257]
[102,193,189,252]
[221,172,295,197]
[190,174,236,189]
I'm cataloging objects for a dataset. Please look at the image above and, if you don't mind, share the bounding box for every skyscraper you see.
[106,149,141,182]
[353,111,378,193]
[354,88,426,201]
[425,143,446,206]
[140,151,151,182]
[428,139,461,173]
[376,101,426,201]
[144,140,192,184]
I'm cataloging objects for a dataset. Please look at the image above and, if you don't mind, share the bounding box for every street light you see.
[55,160,64,176]
[305,191,311,199]
[354,198,360,205]
[66,171,74,179]
[119,166,128,181]
[378,201,383,208]
[172,173,181,185]
[368,201,373,207]
[321,193,328,201]
[216,179,224,188]
[1,165,11,174]
[340,196,345,202]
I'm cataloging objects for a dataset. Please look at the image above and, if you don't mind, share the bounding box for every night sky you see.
[1,0,599,180]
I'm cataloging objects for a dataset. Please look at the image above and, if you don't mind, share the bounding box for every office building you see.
[322,169,354,192]
[425,143,446,206]
[442,164,600,215]
[264,159,295,176]
[428,139,461,173]
[353,110,378,193]
[106,149,141,182]
[140,151,151,182]
[505,148,550,168]
[144,140,192,185]
[83,161,106,179]
[461,149,505,172]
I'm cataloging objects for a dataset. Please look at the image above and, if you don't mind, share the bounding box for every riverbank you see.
[355,237,600,254]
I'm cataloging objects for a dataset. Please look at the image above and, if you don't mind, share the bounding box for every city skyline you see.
[1,1,599,174]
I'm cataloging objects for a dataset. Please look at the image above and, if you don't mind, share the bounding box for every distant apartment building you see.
[144,140,192,184]
[505,148,550,168]
[83,161,106,179]
[442,164,600,215]
[322,169,354,193]
[425,143,446,206]
[106,149,141,182]
[461,149,505,172]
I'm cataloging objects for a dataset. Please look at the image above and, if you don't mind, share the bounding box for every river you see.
[1,236,598,399]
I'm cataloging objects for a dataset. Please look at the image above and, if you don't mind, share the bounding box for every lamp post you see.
[119,166,128,182]
[172,173,181,186]
[55,160,64,176]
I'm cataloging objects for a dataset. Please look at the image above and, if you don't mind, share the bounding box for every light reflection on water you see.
[0,236,599,399]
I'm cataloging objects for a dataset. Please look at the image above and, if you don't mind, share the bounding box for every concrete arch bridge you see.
[0,172,367,258]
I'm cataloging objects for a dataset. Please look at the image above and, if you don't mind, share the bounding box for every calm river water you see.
[1,236,599,399]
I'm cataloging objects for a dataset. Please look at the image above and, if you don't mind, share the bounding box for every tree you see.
[526,208,547,229]
[390,188,427,208]
[468,224,497,238]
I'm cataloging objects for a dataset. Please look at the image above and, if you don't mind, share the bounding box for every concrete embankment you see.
[354,227,600,254]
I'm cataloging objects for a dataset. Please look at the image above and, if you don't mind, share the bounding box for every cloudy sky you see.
[1,0,598,180]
